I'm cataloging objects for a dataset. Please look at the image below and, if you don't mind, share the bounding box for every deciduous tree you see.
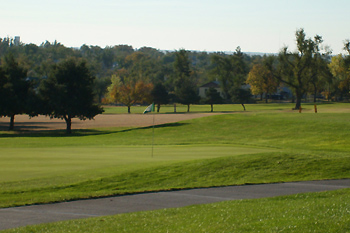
[0,53,30,130]
[39,58,103,134]
[211,47,247,101]
[246,63,278,103]
[273,29,328,109]
[106,75,153,113]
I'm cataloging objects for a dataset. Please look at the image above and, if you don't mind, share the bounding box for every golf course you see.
[1,103,350,232]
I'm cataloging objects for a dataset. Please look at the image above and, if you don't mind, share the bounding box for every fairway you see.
[1,103,350,231]
[0,145,272,183]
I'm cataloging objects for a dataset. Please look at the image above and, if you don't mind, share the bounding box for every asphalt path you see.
[0,179,349,231]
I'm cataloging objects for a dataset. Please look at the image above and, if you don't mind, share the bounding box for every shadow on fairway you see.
[0,122,189,138]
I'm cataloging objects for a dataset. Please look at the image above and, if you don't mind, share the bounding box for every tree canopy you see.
[204,87,223,112]
[39,58,103,133]
[0,30,349,125]
[246,62,279,103]
[173,49,200,112]
[273,29,330,109]
[106,74,153,113]
[151,82,169,112]
[0,53,31,130]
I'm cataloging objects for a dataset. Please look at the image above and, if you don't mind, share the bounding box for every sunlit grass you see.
[1,102,350,231]
[6,189,350,233]
[102,102,350,114]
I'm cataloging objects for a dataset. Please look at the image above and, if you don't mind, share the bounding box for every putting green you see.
[0,145,274,183]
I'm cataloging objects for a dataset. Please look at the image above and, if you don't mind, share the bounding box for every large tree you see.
[210,47,247,101]
[339,40,350,99]
[0,53,30,130]
[39,58,103,134]
[275,29,327,109]
[106,74,153,113]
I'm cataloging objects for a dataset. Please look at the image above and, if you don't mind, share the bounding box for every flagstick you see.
[151,113,155,157]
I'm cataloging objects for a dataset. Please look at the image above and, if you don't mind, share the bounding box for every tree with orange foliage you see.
[106,74,153,113]
[246,63,278,103]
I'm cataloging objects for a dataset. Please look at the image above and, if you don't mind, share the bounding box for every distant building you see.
[199,81,224,98]
[14,36,20,46]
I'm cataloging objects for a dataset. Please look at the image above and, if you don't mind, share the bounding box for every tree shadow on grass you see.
[0,122,189,138]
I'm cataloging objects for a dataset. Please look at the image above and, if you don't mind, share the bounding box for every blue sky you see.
[1,0,349,54]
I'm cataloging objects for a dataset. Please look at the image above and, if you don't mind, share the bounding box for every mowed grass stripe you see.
[0,151,349,208]
[0,145,272,183]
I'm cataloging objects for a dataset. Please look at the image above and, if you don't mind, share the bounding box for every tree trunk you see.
[64,116,72,134]
[294,91,303,110]
[211,104,213,112]
[241,103,246,111]
[127,105,131,114]
[187,104,190,112]
[157,103,160,113]
[265,93,268,103]
[9,114,15,130]
[313,86,317,103]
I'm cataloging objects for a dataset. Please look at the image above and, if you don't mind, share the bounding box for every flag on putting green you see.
[143,103,155,114]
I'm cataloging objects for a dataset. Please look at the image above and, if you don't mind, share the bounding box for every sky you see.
[1,0,349,54]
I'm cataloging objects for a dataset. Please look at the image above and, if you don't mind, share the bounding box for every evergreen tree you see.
[204,87,223,112]
[174,49,200,112]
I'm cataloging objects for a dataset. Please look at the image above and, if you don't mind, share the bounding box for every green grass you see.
[5,189,350,233]
[0,145,271,183]
[0,104,350,207]
[1,151,349,208]
[102,102,350,114]
[1,103,350,231]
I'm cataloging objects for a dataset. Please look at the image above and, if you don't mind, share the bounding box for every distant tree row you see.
[1,28,350,128]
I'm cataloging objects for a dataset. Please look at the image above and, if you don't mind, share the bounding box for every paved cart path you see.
[0,179,349,230]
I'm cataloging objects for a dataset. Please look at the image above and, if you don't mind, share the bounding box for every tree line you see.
[1,28,350,132]
[0,54,103,133]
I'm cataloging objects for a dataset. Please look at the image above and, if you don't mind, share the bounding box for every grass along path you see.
[4,188,350,232]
